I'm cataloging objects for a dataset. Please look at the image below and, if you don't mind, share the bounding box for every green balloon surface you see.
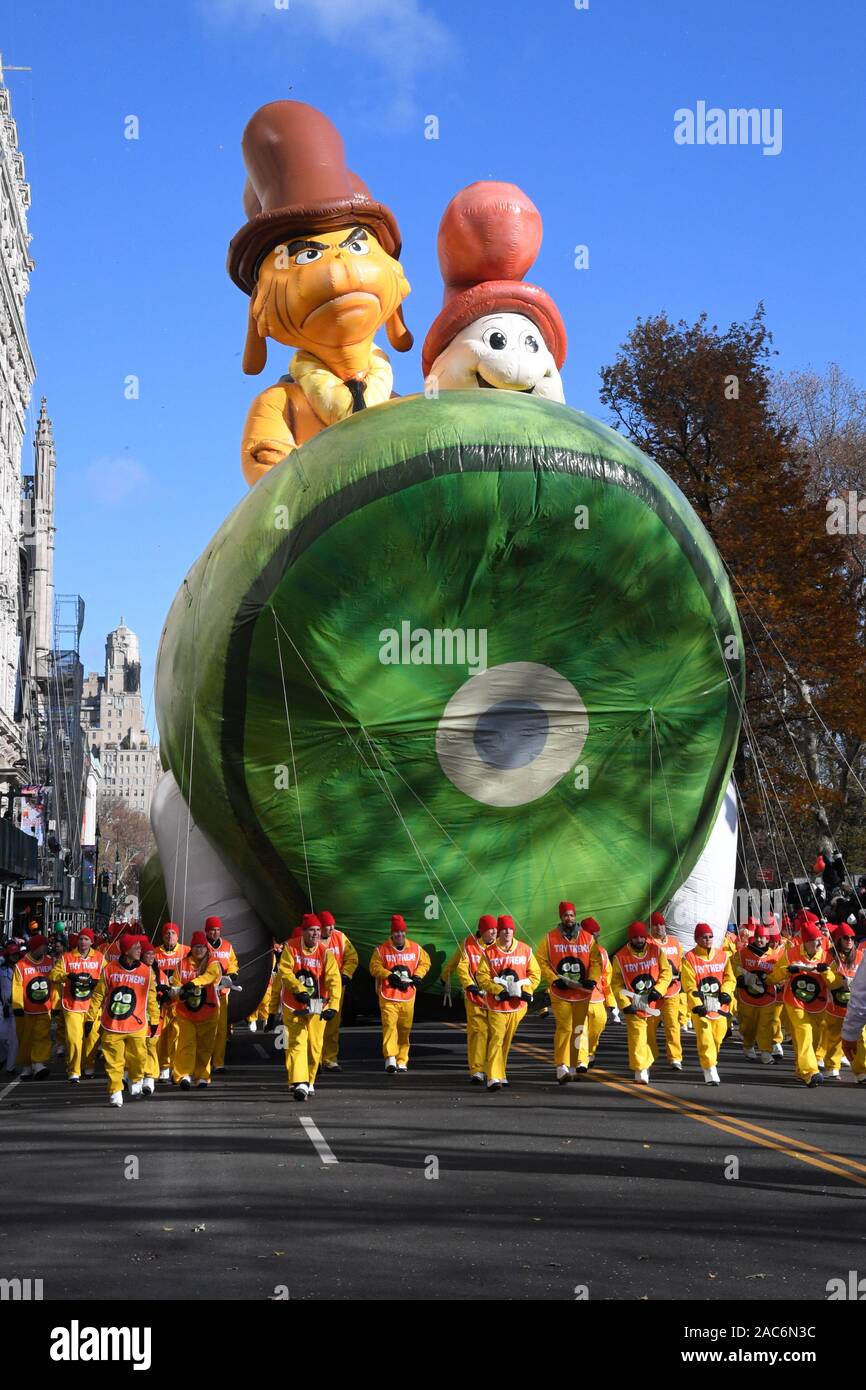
[156,392,743,977]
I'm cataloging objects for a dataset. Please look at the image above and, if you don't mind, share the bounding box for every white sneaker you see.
[109,1091,123,1108]
[293,1083,309,1102]
[684,1019,693,1032]
[772,1043,784,1057]
[384,1057,397,1074]
[196,1079,209,1088]
[307,1085,315,1096]
[142,1078,155,1095]
[470,1071,485,1084]
[31,1063,47,1078]
[129,1080,143,1098]
[670,1060,683,1071]
[634,1069,649,1084]
[501,1080,509,1086]
[68,1074,80,1083]
[396,1063,408,1073]
[856,1074,866,1085]
[817,1059,825,1070]
[709,1066,721,1085]
[703,1067,714,1084]
[760,1052,774,1065]
[158,1068,171,1082]
[18,1065,33,1078]
[744,1045,759,1060]
[249,1021,258,1033]
[841,1056,851,1068]
[556,1064,570,1084]
[827,1070,841,1080]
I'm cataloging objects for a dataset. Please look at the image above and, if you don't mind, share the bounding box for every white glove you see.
[611,1006,622,1024]
[442,981,453,1008]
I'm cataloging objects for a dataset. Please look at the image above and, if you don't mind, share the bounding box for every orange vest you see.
[209,940,235,972]
[281,941,332,1012]
[484,939,534,1012]
[99,959,152,1035]
[614,941,663,1012]
[154,943,189,978]
[656,938,682,997]
[60,949,104,1012]
[782,945,830,1014]
[736,944,781,1007]
[589,944,610,1003]
[105,938,123,961]
[322,930,348,974]
[544,927,594,1000]
[684,947,731,1013]
[825,946,863,1018]
[173,955,220,1022]
[16,957,54,1014]
[376,940,423,1002]
[461,935,489,1003]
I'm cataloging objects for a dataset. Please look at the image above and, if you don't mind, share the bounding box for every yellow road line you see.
[457,1027,866,1191]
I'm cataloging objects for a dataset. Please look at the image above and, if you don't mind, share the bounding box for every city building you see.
[82,619,161,816]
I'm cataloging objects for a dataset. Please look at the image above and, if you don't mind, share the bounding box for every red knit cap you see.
[559,901,575,917]
[390,914,407,932]
[650,911,666,927]
[119,931,139,955]
[162,921,179,937]
[694,923,713,941]
[477,914,497,933]
[204,916,222,933]
[318,910,336,927]
[800,921,822,942]
[580,917,601,936]
[300,913,322,932]
[421,182,567,376]
[627,921,647,941]
[189,931,208,948]
[794,909,818,931]
[78,928,94,942]
[831,923,855,940]
[497,915,515,931]
[27,933,48,951]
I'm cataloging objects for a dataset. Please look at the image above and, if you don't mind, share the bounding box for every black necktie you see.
[345,379,367,413]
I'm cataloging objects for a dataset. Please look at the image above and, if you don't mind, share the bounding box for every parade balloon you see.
[139,849,170,940]
[155,390,743,986]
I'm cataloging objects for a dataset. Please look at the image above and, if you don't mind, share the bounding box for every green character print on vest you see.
[831,983,851,1008]
[557,955,587,988]
[71,971,96,1002]
[108,985,137,1021]
[791,972,821,1006]
[181,980,208,1012]
[26,976,50,1006]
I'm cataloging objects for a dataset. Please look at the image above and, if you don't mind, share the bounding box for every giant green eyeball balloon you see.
[156,393,743,974]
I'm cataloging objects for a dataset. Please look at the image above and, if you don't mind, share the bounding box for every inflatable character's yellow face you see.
[248,226,410,364]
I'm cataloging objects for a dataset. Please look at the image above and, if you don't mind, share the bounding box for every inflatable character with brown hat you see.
[422,181,566,401]
[228,100,413,487]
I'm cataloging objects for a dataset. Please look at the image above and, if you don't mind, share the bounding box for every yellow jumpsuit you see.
[321,932,359,1066]
[821,950,866,1075]
[278,948,342,1085]
[768,943,829,1084]
[369,942,432,1067]
[605,945,672,1073]
[453,941,493,1076]
[50,952,102,1076]
[154,944,189,1072]
[732,945,782,1056]
[171,959,224,1083]
[88,968,160,1094]
[11,960,55,1067]
[536,930,594,1071]
[474,945,541,1083]
[648,939,684,1065]
[577,955,615,1066]
[680,948,736,1069]
[211,942,239,1070]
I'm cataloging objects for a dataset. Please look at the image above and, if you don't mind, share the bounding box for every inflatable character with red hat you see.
[228,101,412,487]
[422,182,566,400]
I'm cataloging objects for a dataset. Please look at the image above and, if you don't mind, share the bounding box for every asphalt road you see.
[1,1011,864,1302]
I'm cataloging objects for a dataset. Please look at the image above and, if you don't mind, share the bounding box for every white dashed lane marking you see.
[299,1116,338,1164]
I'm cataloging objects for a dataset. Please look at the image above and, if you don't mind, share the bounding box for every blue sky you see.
[4,0,865,731]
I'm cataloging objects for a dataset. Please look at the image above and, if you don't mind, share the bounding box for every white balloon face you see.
[427,313,565,401]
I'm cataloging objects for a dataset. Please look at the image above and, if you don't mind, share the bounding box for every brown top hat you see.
[227,101,403,295]
[421,181,567,378]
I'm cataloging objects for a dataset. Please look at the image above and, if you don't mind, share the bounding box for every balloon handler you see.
[769,916,832,1087]
[681,924,736,1085]
[204,915,240,1073]
[276,913,341,1102]
[449,913,498,1084]
[473,915,540,1091]
[153,921,188,1081]
[821,924,864,1080]
[50,927,103,1081]
[369,915,431,1074]
[536,902,597,1083]
[648,911,684,1071]
[608,922,672,1085]
[11,933,55,1080]
[732,920,782,1064]
[169,932,223,1089]
[318,910,358,1072]
[228,100,412,487]
[87,932,159,1108]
